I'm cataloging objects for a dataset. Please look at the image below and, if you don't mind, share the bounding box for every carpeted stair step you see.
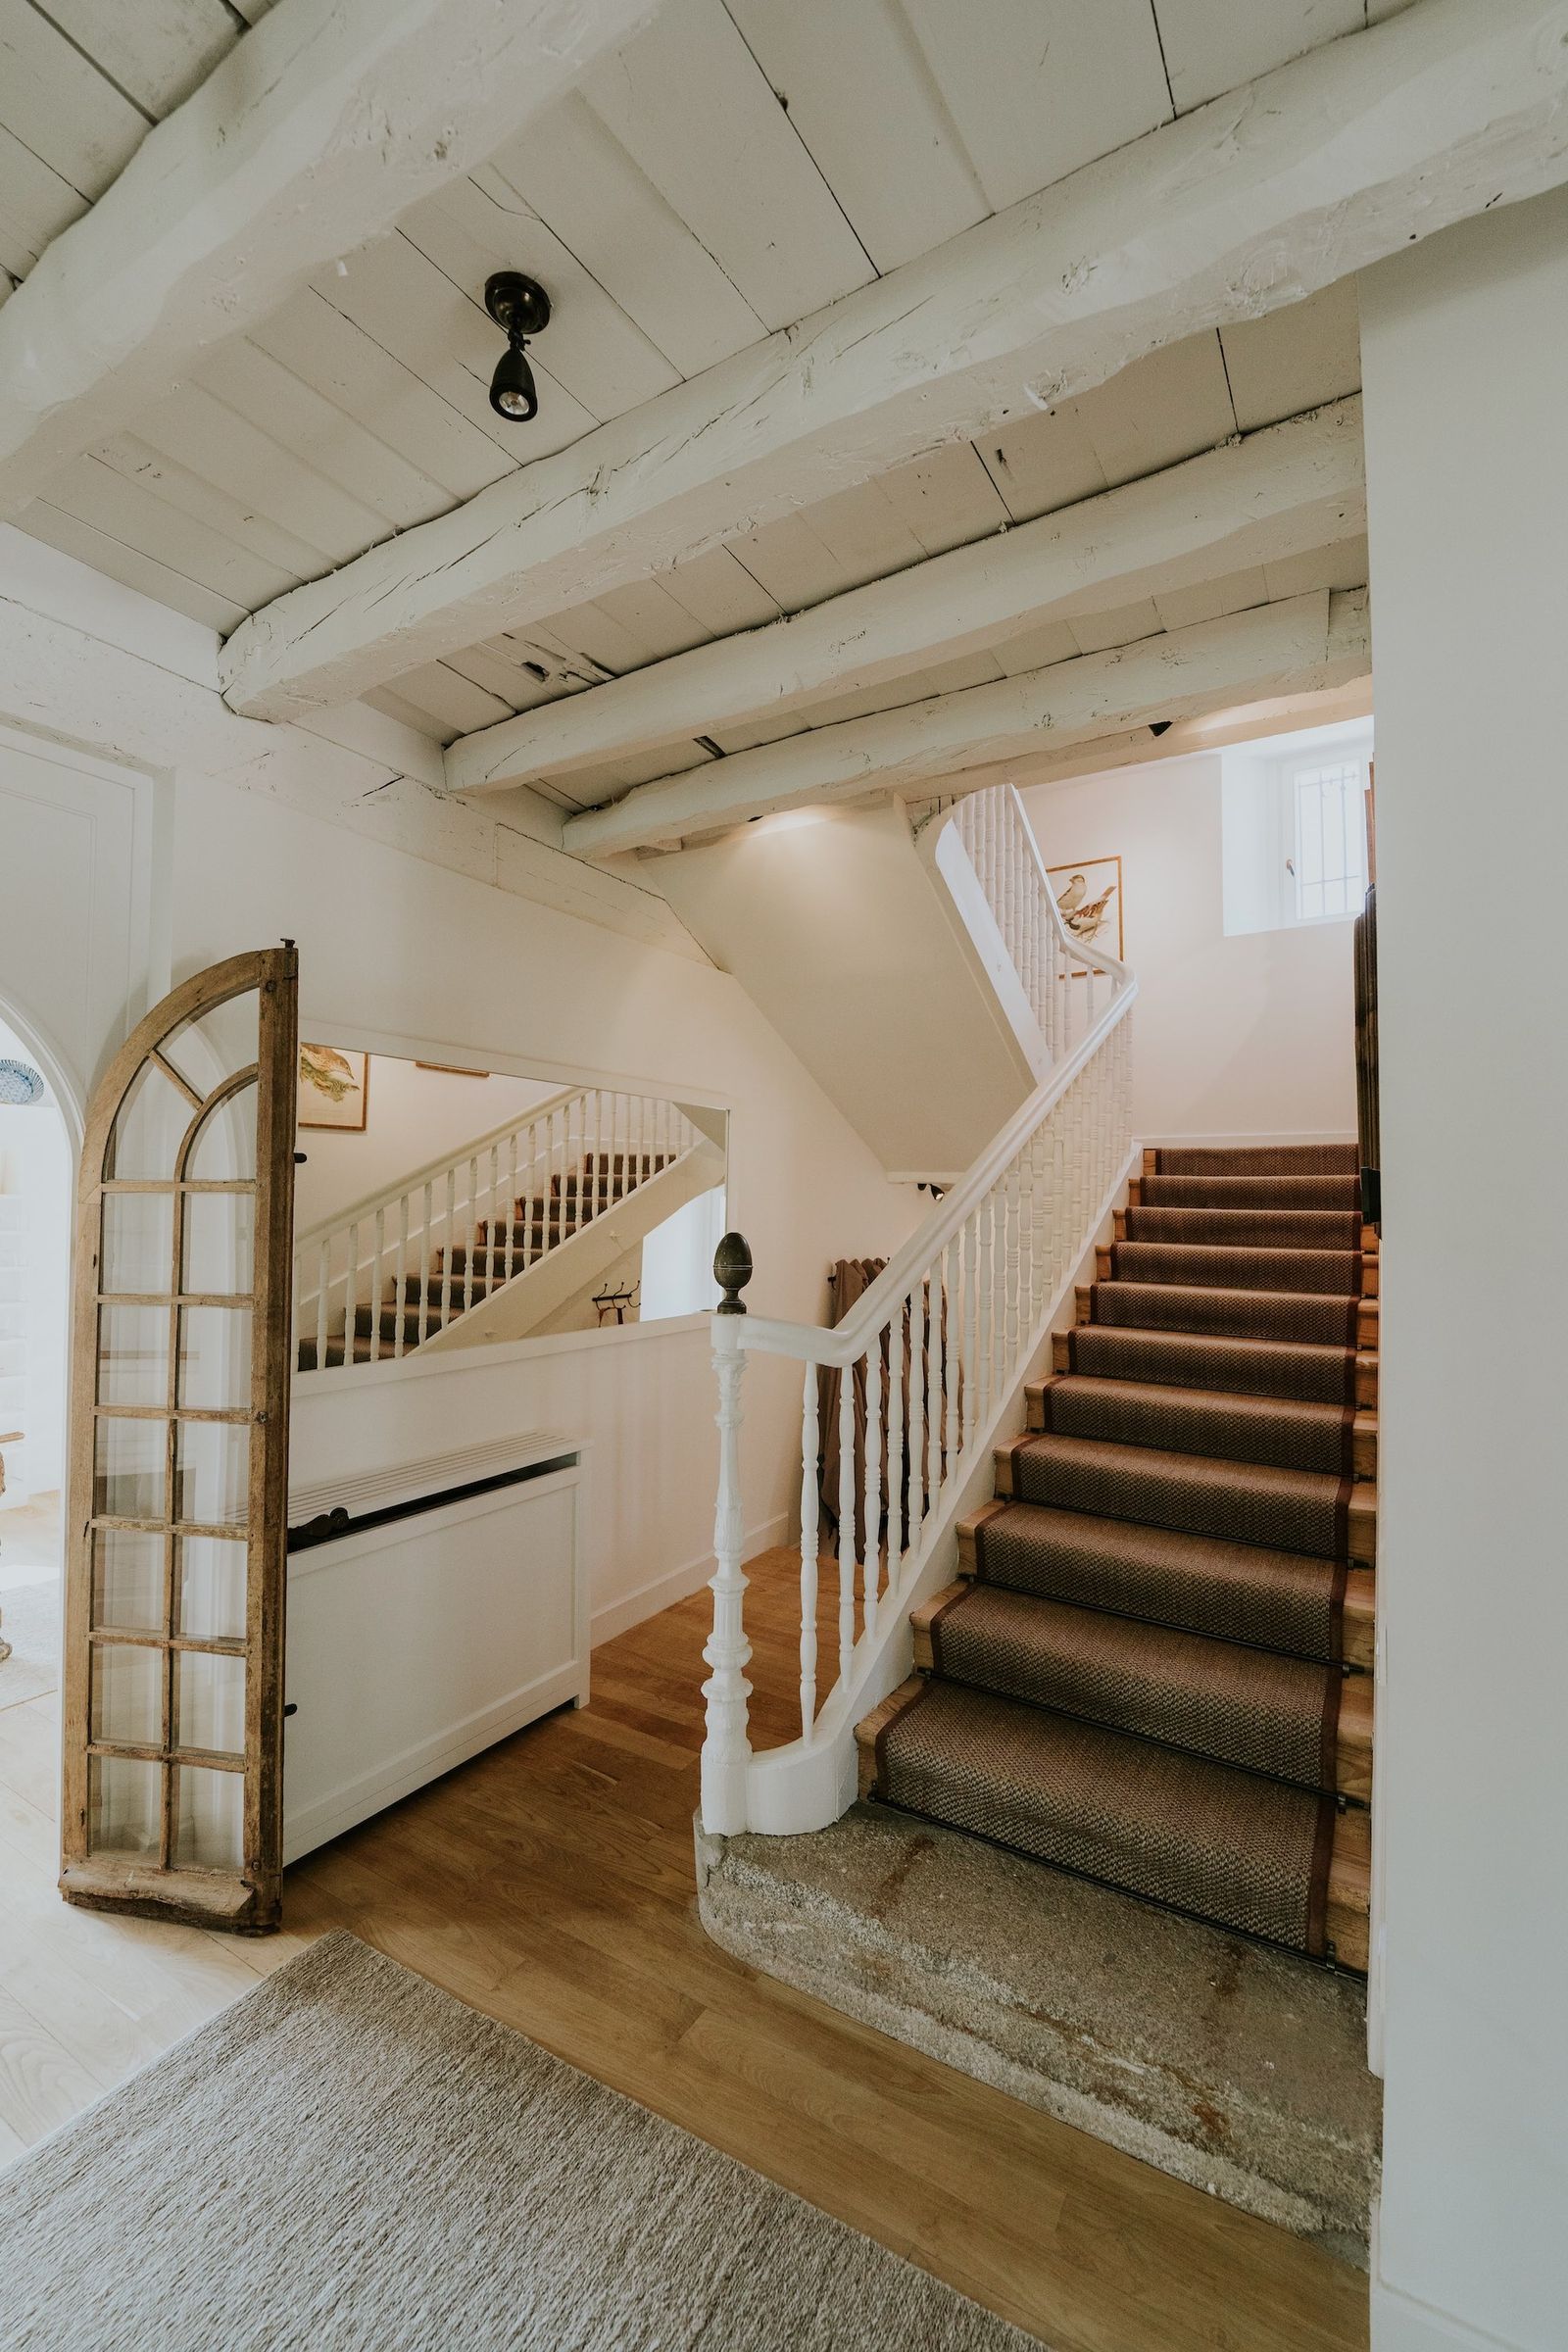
[580,1152,671,1176]
[1025,1373,1374,1478]
[475,1213,581,1250]
[430,1245,535,1281]
[354,1299,473,1343]
[396,1274,496,1307]
[1100,1239,1371,1298]
[911,1582,1369,1795]
[1147,1144,1359,1177]
[957,1499,1375,1668]
[857,1677,1368,1964]
[1083,1279,1377,1350]
[1054,1322,1372,1408]
[1117,1204,1366,1250]
[996,1432,1375,1562]
[296,1334,375,1371]
[1135,1172,1361,1210]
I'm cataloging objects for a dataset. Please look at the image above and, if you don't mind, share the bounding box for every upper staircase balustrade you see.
[293,1086,708,1372]
[947,786,1116,1065]
[700,784,1136,1838]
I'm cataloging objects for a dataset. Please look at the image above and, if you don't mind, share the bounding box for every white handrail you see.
[701,780,1137,1838]
[292,1082,582,1255]
[294,1084,702,1371]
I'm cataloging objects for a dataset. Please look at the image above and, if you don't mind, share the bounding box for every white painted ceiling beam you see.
[0,536,707,965]
[223,0,1565,721]
[445,396,1364,797]
[0,0,662,520]
[562,590,1371,855]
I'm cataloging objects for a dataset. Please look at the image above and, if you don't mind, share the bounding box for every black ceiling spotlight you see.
[484,272,551,421]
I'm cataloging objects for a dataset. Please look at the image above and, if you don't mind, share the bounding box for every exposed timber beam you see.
[999,676,1375,798]
[223,0,1565,722]
[446,397,1365,797]
[0,0,660,518]
[562,591,1371,856]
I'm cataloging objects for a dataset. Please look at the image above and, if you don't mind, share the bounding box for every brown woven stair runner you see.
[1091,1281,1361,1347]
[1151,1143,1359,1175]
[971,1503,1348,1662]
[926,1584,1343,1788]
[1107,1240,1363,1295]
[1063,1323,1357,1404]
[1123,1204,1363,1248]
[875,1681,1337,1954]
[861,1143,1367,1963]
[1139,1173,1359,1208]
[1034,1373,1355,1475]
[1008,1433,1353,1558]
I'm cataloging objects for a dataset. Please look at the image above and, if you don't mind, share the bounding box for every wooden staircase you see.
[297,1151,671,1369]
[857,1143,1376,1972]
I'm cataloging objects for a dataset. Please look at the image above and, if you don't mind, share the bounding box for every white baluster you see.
[345,1219,360,1364]
[886,1299,904,1579]
[369,1208,385,1363]
[441,1168,456,1326]
[799,1365,819,1739]
[505,1129,518,1282]
[837,1348,856,1690]
[926,1271,942,1536]
[315,1239,328,1370]
[961,1209,979,1451]
[702,1251,753,1836]
[906,1283,924,1563]
[944,1231,960,1488]
[417,1181,433,1345]
[1020,1115,1038,1332]
[393,1196,409,1360]
[464,1156,478,1314]
[862,1326,883,1630]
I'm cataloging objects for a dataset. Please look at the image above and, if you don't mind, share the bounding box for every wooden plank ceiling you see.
[2,0,1389,804]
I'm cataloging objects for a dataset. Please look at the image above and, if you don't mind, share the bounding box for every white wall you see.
[0,1014,72,1507]
[1359,187,1568,2352]
[0,540,920,1659]
[1020,754,1356,1143]
[293,1054,556,1236]
[165,772,917,1636]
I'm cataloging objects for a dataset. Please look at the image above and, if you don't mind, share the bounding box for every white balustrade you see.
[952,784,1116,1067]
[699,783,1136,1838]
[293,1085,705,1371]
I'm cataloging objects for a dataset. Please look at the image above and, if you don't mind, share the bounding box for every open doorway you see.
[0,1008,72,1744]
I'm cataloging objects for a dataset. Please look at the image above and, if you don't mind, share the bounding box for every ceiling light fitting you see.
[484,272,551,422]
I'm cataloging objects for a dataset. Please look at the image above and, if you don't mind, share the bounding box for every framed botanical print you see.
[1047,855,1123,972]
[297,1043,368,1131]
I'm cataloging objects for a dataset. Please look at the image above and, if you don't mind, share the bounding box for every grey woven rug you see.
[0,1932,1041,2351]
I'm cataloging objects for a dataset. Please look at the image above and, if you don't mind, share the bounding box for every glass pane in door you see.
[63,947,297,1932]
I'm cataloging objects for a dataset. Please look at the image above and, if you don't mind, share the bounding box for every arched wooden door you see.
[60,948,298,1931]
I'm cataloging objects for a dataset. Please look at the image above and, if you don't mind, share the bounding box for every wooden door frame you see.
[61,946,298,1931]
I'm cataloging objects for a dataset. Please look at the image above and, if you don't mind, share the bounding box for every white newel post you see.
[701,1233,754,1836]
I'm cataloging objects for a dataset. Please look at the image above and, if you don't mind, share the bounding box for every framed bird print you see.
[298,1042,369,1130]
[1047,855,1124,973]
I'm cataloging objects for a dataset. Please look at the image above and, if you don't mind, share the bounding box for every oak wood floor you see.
[0,1524,1368,2352]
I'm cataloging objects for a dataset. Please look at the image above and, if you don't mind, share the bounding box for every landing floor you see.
[0,1541,1367,2352]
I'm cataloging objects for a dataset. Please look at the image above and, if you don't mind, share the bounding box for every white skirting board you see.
[282,1453,587,1865]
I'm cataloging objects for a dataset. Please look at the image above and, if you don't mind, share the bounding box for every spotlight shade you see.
[490,342,537,421]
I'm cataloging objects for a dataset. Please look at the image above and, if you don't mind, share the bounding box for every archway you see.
[0,998,74,1727]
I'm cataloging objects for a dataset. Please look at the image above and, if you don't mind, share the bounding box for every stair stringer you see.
[419,1140,725,1351]
[916,810,1052,1091]
[741,1139,1141,1837]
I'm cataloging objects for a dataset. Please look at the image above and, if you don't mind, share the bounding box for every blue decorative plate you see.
[0,1058,45,1106]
